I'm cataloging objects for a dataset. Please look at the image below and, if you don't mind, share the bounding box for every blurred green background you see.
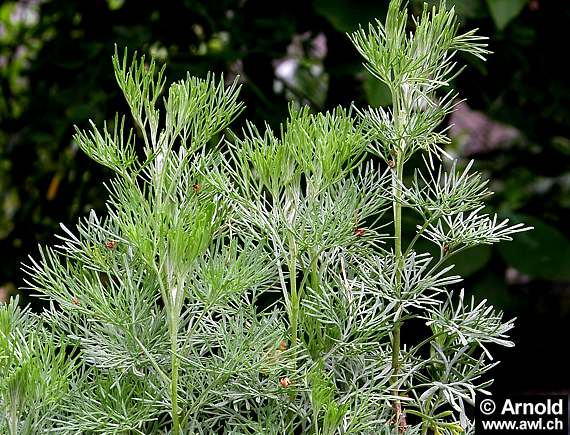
[1,0,569,395]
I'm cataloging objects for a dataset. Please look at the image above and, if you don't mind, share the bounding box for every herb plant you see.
[0,1,530,433]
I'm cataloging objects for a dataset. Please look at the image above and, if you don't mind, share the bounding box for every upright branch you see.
[390,95,406,428]
[350,0,498,430]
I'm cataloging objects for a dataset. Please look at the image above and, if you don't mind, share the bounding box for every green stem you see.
[286,252,300,433]
[289,254,299,349]
[132,335,170,384]
[169,313,180,435]
[390,157,404,385]
[310,260,320,295]
[309,253,325,351]
[403,214,438,258]
[421,413,430,435]
[390,88,406,428]
[427,245,469,276]
[297,249,322,297]
[9,406,17,435]
[313,403,320,435]
[286,202,300,351]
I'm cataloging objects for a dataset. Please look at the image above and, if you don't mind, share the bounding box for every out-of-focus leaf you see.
[294,66,329,108]
[486,0,528,30]
[506,23,536,46]
[495,167,534,211]
[313,0,387,32]
[107,0,125,10]
[498,213,570,280]
[552,137,570,156]
[472,271,513,310]
[445,244,492,278]
[0,3,14,23]
[409,234,491,278]
[0,189,19,239]
[421,0,488,20]
[363,70,392,107]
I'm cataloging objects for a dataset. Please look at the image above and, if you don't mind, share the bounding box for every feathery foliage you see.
[1,1,530,433]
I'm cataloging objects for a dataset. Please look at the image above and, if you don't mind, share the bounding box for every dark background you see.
[1,0,569,395]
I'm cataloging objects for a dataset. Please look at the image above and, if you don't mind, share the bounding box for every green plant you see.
[0,1,530,433]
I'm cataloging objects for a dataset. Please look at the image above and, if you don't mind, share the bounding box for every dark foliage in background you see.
[1,0,569,394]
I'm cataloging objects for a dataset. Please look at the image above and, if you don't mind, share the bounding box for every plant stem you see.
[391,89,406,430]
[286,200,300,351]
[390,157,404,393]
[403,215,437,258]
[289,253,298,349]
[9,406,17,435]
[285,250,300,433]
[170,323,180,435]
[310,260,320,295]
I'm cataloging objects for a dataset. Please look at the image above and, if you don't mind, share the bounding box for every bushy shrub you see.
[0,1,530,433]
